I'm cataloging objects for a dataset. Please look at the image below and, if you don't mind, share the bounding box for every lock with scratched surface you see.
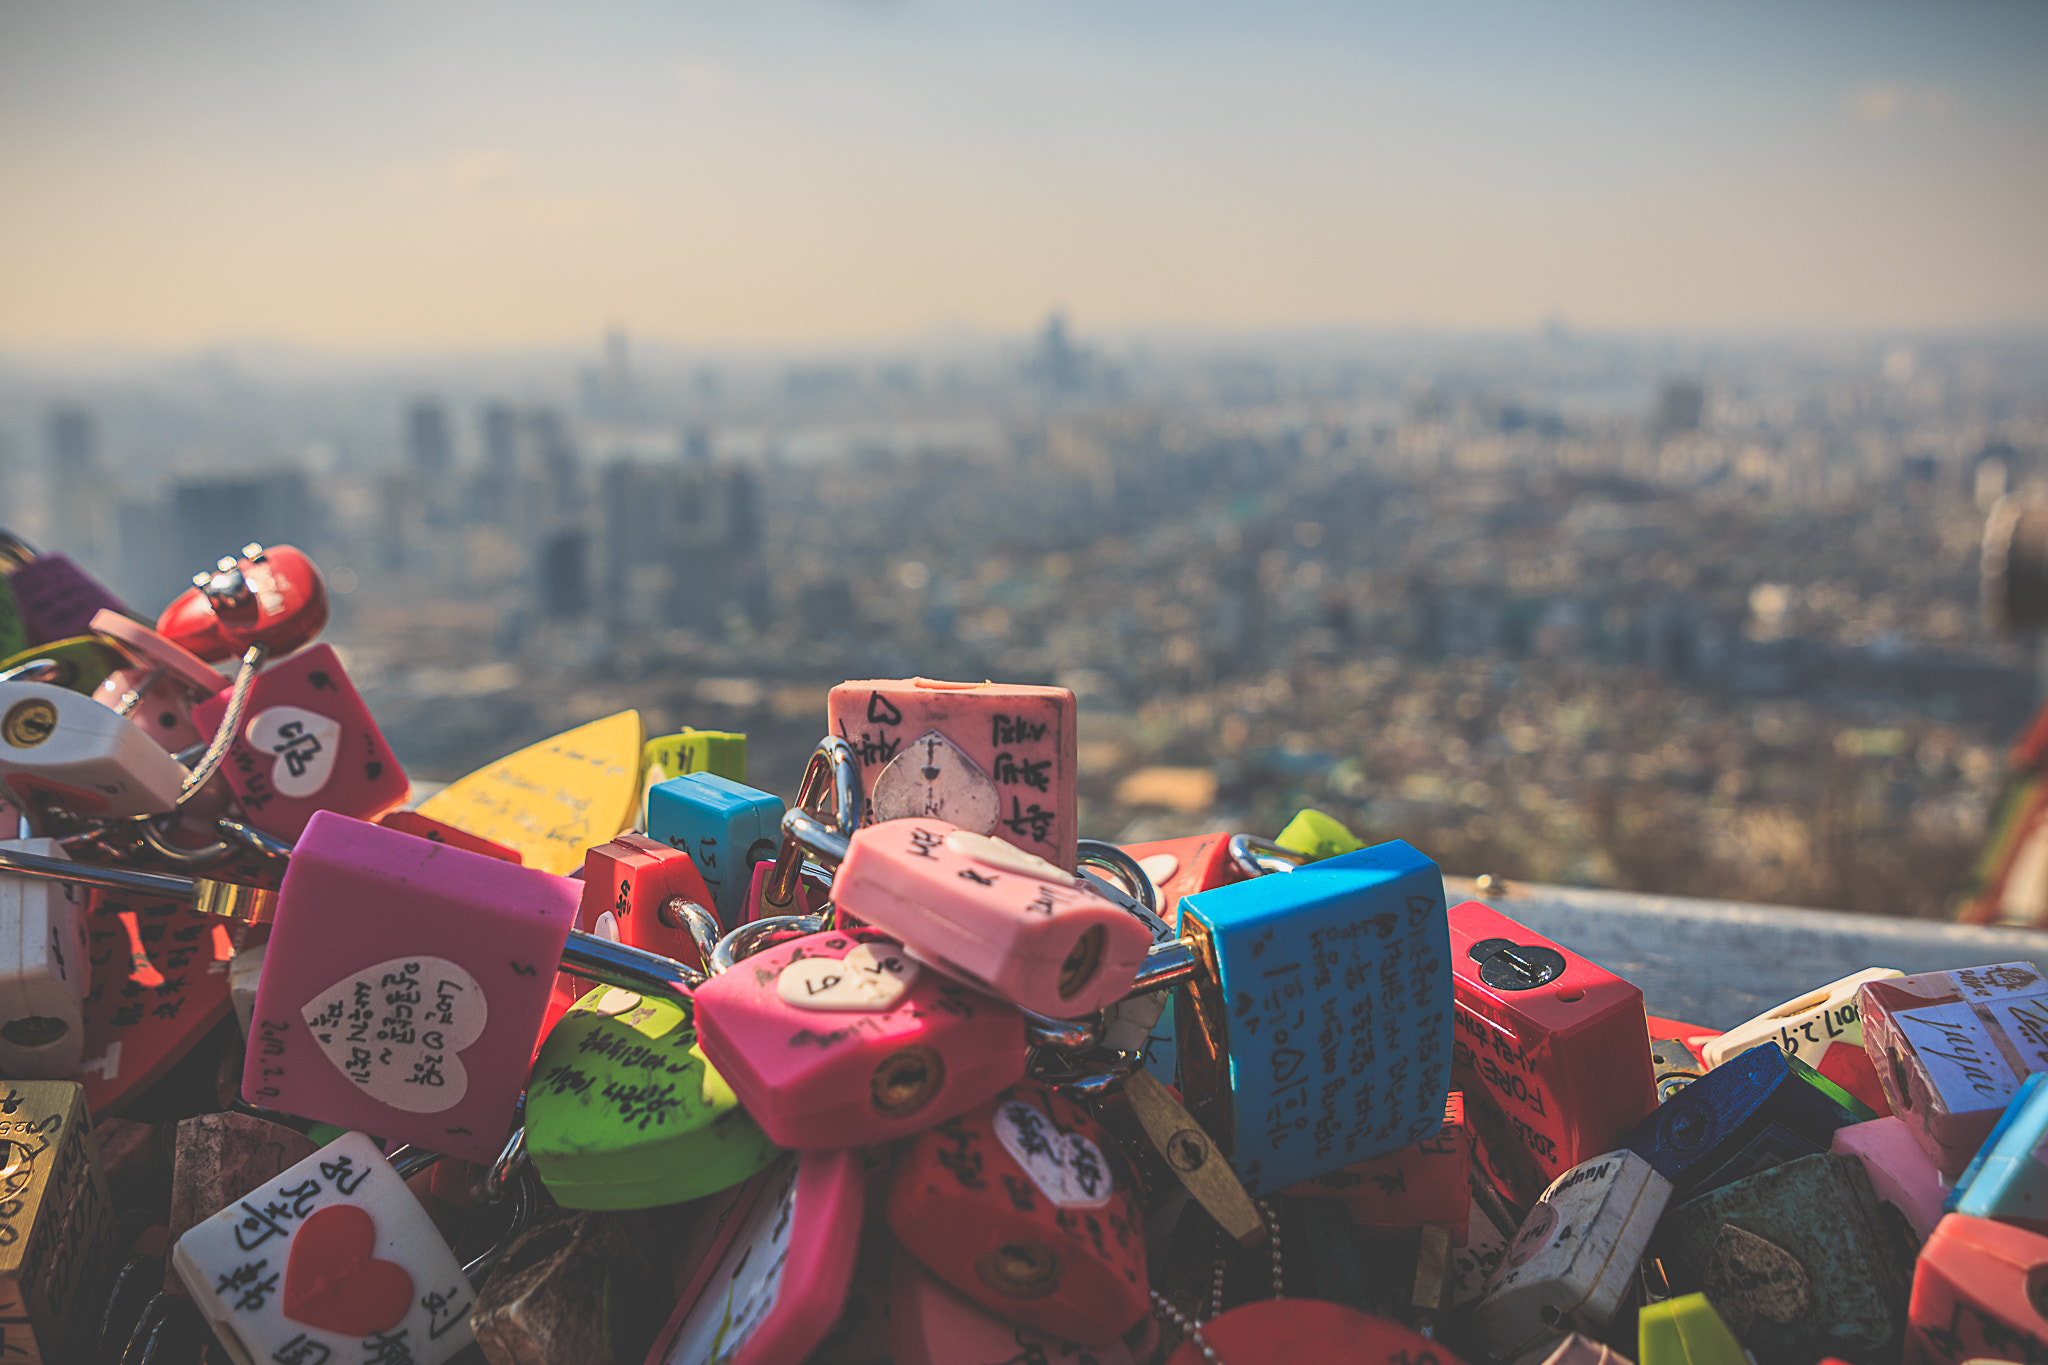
[1449,899,1658,1209]
[470,1208,672,1365]
[828,677,1079,870]
[1858,960,2048,1179]
[888,1081,1149,1347]
[693,924,1028,1149]
[0,1080,116,1365]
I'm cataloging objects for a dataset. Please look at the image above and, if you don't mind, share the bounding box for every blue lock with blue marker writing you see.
[1174,838,1453,1196]
[646,772,785,929]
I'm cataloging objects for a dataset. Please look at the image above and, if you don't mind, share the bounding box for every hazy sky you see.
[2,1,2044,351]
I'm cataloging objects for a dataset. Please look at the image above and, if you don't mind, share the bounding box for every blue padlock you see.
[645,772,784,928]
[1949,1069,2048,1229]
[1173,838,1453,1196]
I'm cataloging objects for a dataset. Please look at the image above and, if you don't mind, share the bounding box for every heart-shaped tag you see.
[301,956,486,1114]
[993,1098,1113,1207]
[777,942,921,1012]
[282,1202,415,1336]
[872,730,1000,833]
[245,705,342,798]
[1138,852,1180,891]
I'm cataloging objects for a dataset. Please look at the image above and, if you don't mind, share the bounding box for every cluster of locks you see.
[0,532,2040,1365]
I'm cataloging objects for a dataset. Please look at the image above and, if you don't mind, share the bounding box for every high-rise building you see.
[170,471,319,578]
[1654,380,1706,434]
[537,530,590,617]
[406,399,454,484]
[46,405,109,556]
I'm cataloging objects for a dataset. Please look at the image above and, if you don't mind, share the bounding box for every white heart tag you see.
[1138,853,1180,891]
[993,1099,1113,1207]
[245,705,342,798]
[871,729,1000,833]
[777,942,920,1012]
[301,956,486,1113]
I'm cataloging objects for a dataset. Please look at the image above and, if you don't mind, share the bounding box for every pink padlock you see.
[242,811,581,1162]
[1830,1115,1949,1243]
[832,817,1152,1017]
[90,609,226,753]
[191,642,409,842]
[693,925,1028,1148]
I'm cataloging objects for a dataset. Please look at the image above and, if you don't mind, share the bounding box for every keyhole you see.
[870,1044,944,1119]
[977,1239,1060,1299]
[0,1016,67,1049]
[1057,927,1105,1000]
[1888,1046,1913,1110]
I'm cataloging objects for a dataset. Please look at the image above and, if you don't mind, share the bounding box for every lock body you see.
[79,883,236,1112]
[1907,1213,2048,1365]
[1858,960,2048,1178]
[7,553,127,647]
[890,1252,1144,1365]
[1949,1069,2048,1230]
[829,677,1079,870]
[1176,839,1453,1195]
[415,710,645,876]
[1468,1148,1673,1361]
[1637,1294,1748,1365]
[1280,1091,1471,1238]
[646,772,784,929]
[1706,967,1902,1117]
[244,811,581,1163]
[1273,808,1366,861]
[638,729,746,827]
[0,636,126,695]
[164,1112,322,1296]
[834,817,1152,1017]
[1162,1298,1463,1365]
[646,1148,865,1365]
[1622,1042,1869,1201]
[0,1080,116,1364]
[0,839,89,1078]
[888,1082,1148,1346]
[525,984,781,1209]
[172,1129,477,1365]
[378,809,525,863]
[1449,901,1659,1208]
[157,542,329,659]
[694,927,1028,1149]
[1650,1152,1913,1362]
[576,832,716,969]
[1830,1115,1948,1243]
[0,680,187,819]
[192,642,411,841]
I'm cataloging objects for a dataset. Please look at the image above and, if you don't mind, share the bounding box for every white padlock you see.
[1701,966,1903,1070]
[0,836,89,1077]
[0,680,187,819]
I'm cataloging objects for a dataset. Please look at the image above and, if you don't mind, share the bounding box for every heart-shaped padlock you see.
[156,543,329,661]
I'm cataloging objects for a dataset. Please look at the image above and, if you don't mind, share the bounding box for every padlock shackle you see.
[1226,833,1308,881]
[1129,938,1201,995]
[175,641,268,806]
[762,807,851,912]
[708,913,826,975]
[1075,839,1160,916]
[0,843,199,901]
[0,529,36,571]
[658,896,723,966]
[762,737,861,912]
[559,928,707,999]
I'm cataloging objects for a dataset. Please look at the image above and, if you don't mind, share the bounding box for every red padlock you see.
[156,542,329,661]
[1282,1091,1471,1240]
[377,810,524,865]
[1448,900,1658,1208]
[575,832,716,971]
[1120,830,1243,923]
[891,1252,1150,1365]
[889,1081,1148,1346]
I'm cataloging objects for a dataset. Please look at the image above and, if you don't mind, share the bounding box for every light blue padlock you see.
[645,772,784,928]
[1174,838,1453,1196]
[1949,1069,2048,1226]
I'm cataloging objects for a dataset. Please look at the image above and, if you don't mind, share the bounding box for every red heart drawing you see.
[282,1202,415,1336]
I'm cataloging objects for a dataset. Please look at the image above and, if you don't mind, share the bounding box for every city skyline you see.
[3,0,2045,351]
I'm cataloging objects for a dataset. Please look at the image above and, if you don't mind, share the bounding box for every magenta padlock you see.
[191,642,409,841]
[831,817,1152,1017]
[0,531,131,646]
[693,924,1029,1148]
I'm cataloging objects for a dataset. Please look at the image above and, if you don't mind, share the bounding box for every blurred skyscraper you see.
[406,399,454,484]
[46,405,112,561]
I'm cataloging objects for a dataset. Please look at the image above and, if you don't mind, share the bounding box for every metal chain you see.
[1151,1198,1281,1365]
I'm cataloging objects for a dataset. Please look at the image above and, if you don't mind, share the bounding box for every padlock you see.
[155,543,329,662]
[1705,967,1902,1116]
[0,1080,118,1364]
[1118,831,1244,1086]
[646,771,785,930]
[645,1148,865,1365]
[240,811,585,1163]
[189,641,410,843]
[1162,1298,1469,1365]
[1273,808,1367,862]
[1466,1149,1673,1362]
[1950,1070,2048,1230]
[1908,1213,2048,1365]
[171,1129,483,1365]
[1167,839,1454,1196]
[89,609,229,756]
[1453,1191,1516,1308]
[469,1208,673,1365]
[1637,1293,1746,1365]
[828,816,1152,1017]
[1652,1152,1915,1361]
[377,809,523,863]
[0,681,188,822]
[888,1081,1147,1346]
[576,832,718,970]
[1832,1115,1949,1244]
[0,837,89,1078]
[162,1112,322,1298]
[415,710,645,875]
[828,677,1079,869]
[76,879,240,1113]
[1650,1036,1708,1103]
[1859,960,2048,1179]
[638,729,746,827]
[692,924,1029,1149]
[1448,900,1658,1209]
[890,1251,1146,1365]
[0,531,130,648]
[1621,1041,1871,1200]
[1282,1091,1471,1239]
[525,982,782,1209]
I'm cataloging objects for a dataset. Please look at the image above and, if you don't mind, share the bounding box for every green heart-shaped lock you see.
[0,635,125,694]
[526,984,783,1209]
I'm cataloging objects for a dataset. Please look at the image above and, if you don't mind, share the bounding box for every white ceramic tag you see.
[245,705,342,798]
[944,830,1070,883]
[872,730,1000,833]
[301,957,486,1113]
[778,942,920,1012]
[994,1099,1113,1208]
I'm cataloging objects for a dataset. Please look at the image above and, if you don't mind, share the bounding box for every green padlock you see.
[1274,807,1366,862]
[526,984,782,1209]
[639,730,748,827]
[1638,1292,1747,1365]
[0,634,125,694]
